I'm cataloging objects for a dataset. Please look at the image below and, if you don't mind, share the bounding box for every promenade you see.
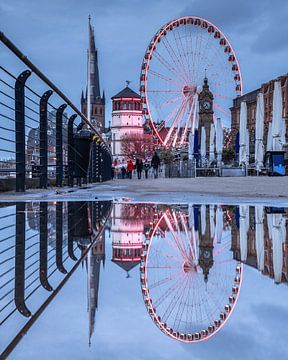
[1,176,288,205]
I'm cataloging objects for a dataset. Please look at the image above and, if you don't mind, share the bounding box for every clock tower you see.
[198,205,214,282]
[198,76,214,156]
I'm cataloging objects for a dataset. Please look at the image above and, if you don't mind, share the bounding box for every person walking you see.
[111,166,115,180]
[136,159,143,179]
[151,151,161,179]
[143,161,150,179]
[127,160,134,179]
[121,166,126,179]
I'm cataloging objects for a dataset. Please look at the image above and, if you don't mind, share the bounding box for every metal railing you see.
[0,31,112,192]
[0,200,112,358]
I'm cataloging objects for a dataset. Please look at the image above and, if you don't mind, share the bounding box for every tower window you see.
[100,108,102,115]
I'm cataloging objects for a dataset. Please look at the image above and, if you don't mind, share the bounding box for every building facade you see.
[81,19,105,133]
[230,74,288,162]
[111,85,143,163]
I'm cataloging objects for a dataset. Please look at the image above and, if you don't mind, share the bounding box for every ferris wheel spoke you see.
[147,265,181,269]
[163,98,188,146]
[214,93,232,100]
[164,212,189,259]
[155,95,183,111]
[153,50,187,85]
[148,269,183,290]
[147,89,182,93]
[214,102,230,117]
[148,69,183,88]
[160,273,189,324]
[179,96,196,145]
[161,36,190,85]
[171,28,192,83]
[172,272,195,331]
[152,272,187,309]
[151,247,183,264]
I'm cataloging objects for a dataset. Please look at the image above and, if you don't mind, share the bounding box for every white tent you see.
[201,205,206,235]
[246,128,250,164]
[209,205,215,239]
[267,122,273,151]
[209,123,215,163]
[239,205,249,262]
[271,213,285,284]
[281,119,286,147]
[255,93,264,171]
[272,81,283,151]
[239,101,247,165]
[200,126,206,164]
[215,118,223,167]
[255,206,264,271]
[215,205,223,243]
[188,132,194,160]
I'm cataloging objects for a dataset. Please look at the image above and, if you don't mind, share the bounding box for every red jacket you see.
[127,161,134,172]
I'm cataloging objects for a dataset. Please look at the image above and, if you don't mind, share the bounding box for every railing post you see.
[39,202,53,291]
[96,143,101,182]
[56,202,67,273]
[39,90,53,189]
[15,202,31,316]
[56,104,67,187]
[68,114,77,187]
[91,140,97,182]
[15,70,31,192]
[68,202,77,260]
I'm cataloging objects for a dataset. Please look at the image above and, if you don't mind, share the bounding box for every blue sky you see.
[0,0,287,123]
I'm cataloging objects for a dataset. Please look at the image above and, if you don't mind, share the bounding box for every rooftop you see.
[111,86,141,100]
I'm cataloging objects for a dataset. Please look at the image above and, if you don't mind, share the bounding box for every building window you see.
[123,102,127,110]
[100,108,102,115]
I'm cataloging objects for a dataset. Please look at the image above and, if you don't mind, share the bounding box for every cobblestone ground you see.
[0,176,288,205]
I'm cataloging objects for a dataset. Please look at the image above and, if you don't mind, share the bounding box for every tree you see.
[121,133,154,160]
[160,149,173,164]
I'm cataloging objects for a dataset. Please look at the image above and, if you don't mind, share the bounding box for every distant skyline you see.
[0,0,287,125]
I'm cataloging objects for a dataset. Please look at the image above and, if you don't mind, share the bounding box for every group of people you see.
[111,152,161,180]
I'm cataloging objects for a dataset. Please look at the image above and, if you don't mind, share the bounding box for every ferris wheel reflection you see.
[140,204,242,342]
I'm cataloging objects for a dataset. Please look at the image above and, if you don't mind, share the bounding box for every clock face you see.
[202,101,212,111]
[203,250,211,259]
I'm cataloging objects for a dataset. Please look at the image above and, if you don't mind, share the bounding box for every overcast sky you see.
[0,0,287,124]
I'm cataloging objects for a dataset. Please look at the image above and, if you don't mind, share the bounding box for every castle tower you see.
[111,203,143,277]
[81,17,105,133]
[198,76,214,156]
[111,84,143,163]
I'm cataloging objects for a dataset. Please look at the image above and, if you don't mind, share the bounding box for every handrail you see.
[0,31,110,152]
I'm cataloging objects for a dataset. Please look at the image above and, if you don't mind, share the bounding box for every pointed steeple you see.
[102,90,105,104]
[88,16,101,100]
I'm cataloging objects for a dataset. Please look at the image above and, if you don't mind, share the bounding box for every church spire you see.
[88,16,101,99]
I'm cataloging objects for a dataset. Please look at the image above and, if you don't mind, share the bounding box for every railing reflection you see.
[0,200,112,358]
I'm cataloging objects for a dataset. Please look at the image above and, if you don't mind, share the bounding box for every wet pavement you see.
[0,200,287,359]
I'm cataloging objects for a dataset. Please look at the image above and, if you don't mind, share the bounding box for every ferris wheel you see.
[140,16,242,147]
[140,206,243,342]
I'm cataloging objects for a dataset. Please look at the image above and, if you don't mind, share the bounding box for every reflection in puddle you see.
[0,201,287,358]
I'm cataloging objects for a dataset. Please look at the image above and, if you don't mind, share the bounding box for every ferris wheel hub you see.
[182,84,197,98]
[182,261,196,273]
